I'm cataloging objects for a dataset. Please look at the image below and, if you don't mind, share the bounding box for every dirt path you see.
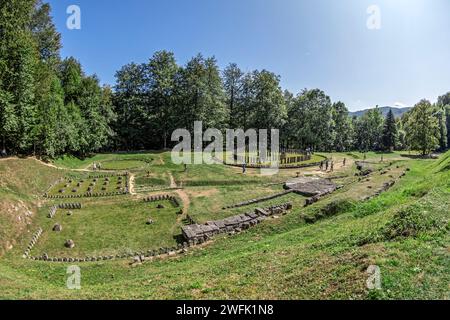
[129,174,136,195]
[30,157,112,173]
[168,172,190,214]
[307,158,355,176]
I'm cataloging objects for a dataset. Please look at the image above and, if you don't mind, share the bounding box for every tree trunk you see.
[163,131,167,149]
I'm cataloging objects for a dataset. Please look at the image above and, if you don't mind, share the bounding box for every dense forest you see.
[1,1,449,158]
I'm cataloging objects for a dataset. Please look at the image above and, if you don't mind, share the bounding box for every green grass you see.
[32,198,180,257]
[0,150,448,299]
[101,159,149,170]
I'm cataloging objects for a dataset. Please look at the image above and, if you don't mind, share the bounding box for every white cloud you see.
[394,102,409,109]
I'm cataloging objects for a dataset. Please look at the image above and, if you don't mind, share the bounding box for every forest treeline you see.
[1,1,449,158]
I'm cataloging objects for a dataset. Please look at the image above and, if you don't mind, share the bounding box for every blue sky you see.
[48,0,450,111]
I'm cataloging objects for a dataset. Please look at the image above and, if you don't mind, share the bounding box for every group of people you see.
[319,158,347,172]
[92,162,102,170]
[319,159,334,172]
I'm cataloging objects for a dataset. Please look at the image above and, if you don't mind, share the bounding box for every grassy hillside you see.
[0,158,64,257]
[0,151,448,299]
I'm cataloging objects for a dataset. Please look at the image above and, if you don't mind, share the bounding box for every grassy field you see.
[33,198,180,257]
[0,150,448,299]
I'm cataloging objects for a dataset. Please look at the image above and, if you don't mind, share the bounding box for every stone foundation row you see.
[48,205,58,218]
[362,171,407,202]
[23,228,43,258]
[48,203,82,218]
[58,203,82,210]
[44,190,128,199]
[223,190,293,209]
[182,203,293,242]
[303,186,343,207]
[25,241,197,263]
[88,173,129,179]
[143,194,180,207]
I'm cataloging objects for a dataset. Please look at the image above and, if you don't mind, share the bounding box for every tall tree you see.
[30,0,61,65]
[0,88,17,154]
[223,63,244,128]
[175,54,226,132]
[382,109,397,151]
[332,101,352,151]
[248,70,286,131]
[405,100,440,155]
[436,106,448,151]
[353,107,384,151]
[146,51,179,148]
[0,0,38,153]
[35,75,64,157]
[289,89,333,151]
[437,92,450,149]
[114,62,148,150]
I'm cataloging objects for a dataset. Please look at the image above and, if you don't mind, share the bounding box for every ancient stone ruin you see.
[181,203,292,243]
[58,203,82,210]
[284,176,338,197]
[223,190,293,209]
[47,205,58,218]
[23,228,43,258]
[355,161,373,176]
[143,194,180,207]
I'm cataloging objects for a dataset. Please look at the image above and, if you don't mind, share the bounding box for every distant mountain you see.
[349,106,411,118]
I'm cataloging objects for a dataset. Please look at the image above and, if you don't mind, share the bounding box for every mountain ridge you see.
[349,106,411,118]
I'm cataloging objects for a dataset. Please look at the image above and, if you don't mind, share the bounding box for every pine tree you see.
[382,109,397,151]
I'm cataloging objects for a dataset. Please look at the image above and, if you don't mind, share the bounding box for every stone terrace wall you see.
[222,190,293,209]
[182,203,293,243]
[143,194,180,207]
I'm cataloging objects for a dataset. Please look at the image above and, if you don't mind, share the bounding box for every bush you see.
[382,204,444,240]
[301,199,354,224]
